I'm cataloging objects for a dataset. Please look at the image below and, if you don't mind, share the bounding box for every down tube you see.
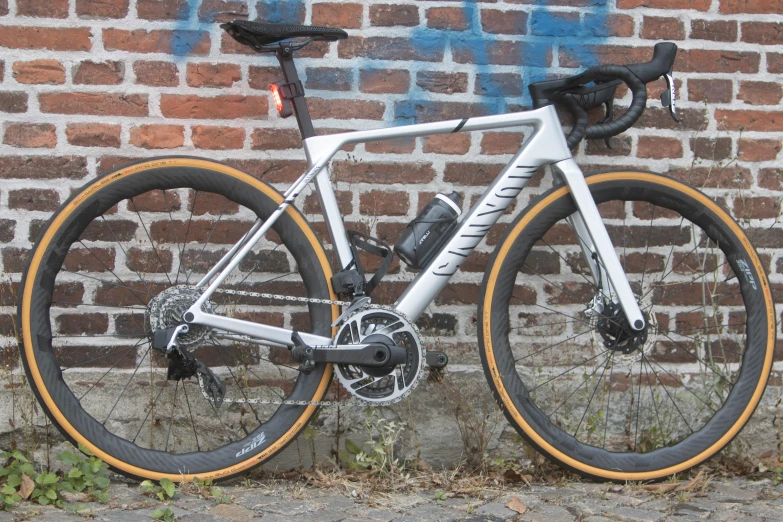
[394,129,568,321]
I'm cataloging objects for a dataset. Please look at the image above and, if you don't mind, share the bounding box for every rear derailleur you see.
[151,325,226,407]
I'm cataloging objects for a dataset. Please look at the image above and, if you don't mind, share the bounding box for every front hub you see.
[596,303,649,355]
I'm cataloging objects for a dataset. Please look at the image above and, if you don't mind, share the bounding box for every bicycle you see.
[16,21,776,483]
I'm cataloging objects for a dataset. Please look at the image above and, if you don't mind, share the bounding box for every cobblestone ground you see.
[1,477,781,521]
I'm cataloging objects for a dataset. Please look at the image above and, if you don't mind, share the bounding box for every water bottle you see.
[394,192,462,269]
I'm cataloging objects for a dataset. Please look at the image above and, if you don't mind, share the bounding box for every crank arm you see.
[290,331,406,368]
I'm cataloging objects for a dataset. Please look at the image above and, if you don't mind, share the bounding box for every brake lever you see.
[661,69,681,123]
[597,98,615,149]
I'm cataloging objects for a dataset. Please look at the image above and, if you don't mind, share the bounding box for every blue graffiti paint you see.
[170,0,202,58]
[395,0,610,120]
[257,0,305,24]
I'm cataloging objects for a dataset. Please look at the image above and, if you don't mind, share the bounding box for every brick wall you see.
[0,0,781,462]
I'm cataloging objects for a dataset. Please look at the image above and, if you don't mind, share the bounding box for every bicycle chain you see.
[198,289,422,407]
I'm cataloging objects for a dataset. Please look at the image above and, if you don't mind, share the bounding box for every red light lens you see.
[270,84,284,114]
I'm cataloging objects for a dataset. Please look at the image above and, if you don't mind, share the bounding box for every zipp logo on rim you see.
[236,432,266,458]
[736,259,758,291]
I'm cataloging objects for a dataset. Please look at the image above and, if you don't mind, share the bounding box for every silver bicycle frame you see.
[184,104,645,347]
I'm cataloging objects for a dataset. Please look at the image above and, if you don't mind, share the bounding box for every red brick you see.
[481,9,527,35]
[4,123,56,149]
[198,0,248,22]
[427,7,470,30]
[444,162,504,186]
[76,0,129,18]
[688,79,732,103]
[191,126,245,150]
[678,49,759,73]
[738,81,783,106]
[365,138,415,154]
[480,132,524,155]
[225,159,307,183]
[8,189,59,211]
[617,0,710,9]
[248,66,282,90]
[251,128,301,150]
[12,60,65,84]
[691,137,732,161]
[667,166,752,189]
[722,0,782,14]
[73,61,124,85]
[103,29,210,55]
[370,4,419,27]
[308,98,385,120]
[741,22,783,45]
[416,71,468,94]
[738,139,781,162]
[339,37,445,63]
[360,190,409,216]
[690,19,737,41]
[130,125,185,149]
[159,95,267,119]
[186,63,241,88]
[0,0,6,16]
[359,69,410,94]
[331,161,435,184]
[312,3,363,29]
[137,0,189,19]
[56,314,109,335]
[733,197,781,219]
[637,136,683,159]
[586,136,632,157]
[714,110,783,132]
[17,0,68,18]
[769,54,783,74]
[559,45,647,68]
[641,16,685,40]
[0,27,92,51]
[66,123,122,148]
[0,156,87,180]
[134,61,179,86]
[423,134,471,155]
[305,67,353,91]
[40,93,148,116]
[759,169,783,191]
[129,190,181,212]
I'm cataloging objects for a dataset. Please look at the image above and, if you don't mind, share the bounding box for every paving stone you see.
[607,506,665,522]
[208,503,256,521]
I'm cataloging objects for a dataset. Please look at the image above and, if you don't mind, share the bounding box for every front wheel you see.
[479,171,775,481]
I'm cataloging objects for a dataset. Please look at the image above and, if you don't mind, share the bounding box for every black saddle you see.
[221,20,348,51]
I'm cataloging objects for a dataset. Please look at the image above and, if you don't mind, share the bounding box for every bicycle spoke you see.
[129,197,173,286]
[102,347,151,425]
[175,190,197,285]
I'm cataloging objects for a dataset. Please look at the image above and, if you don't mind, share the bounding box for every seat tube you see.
[276,48,315,139]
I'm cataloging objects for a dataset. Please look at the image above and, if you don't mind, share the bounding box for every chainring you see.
[334,305,425,406]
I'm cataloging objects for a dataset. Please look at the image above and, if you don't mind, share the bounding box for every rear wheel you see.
[480,171,775,481]
[18,157,337,481]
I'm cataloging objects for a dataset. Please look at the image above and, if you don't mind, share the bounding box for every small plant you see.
[56,444,111,502]
[141,478,176,501]
[433,491,447,501]
[152,507,175,521]
[187,477,230,504]
[0,445,111,510]
[341,410,408,480]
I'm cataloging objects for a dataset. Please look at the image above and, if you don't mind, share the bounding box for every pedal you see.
[196,361,226,407]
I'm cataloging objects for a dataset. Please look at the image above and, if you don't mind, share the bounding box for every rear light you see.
[270,83,293,118]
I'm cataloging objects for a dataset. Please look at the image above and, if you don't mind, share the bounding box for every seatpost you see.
[276,48,315,139]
